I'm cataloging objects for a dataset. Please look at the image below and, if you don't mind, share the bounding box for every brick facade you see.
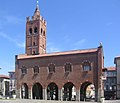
[15,3,104,102]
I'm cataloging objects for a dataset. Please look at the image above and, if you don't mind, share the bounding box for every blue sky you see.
[0,0,120,75]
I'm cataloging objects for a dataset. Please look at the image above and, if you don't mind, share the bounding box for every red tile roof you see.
[106,67,116,71]
[0,75,10,79]
[114,56,120,64]
[17,48,98,60]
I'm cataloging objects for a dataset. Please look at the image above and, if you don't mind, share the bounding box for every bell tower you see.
[26,1,46,55]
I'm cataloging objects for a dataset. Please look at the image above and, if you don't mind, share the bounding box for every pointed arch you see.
[21,83,29,99]
[63,82,76,101]
[32,83,43,99]
[47,82,58,100]
[80,81,95,101]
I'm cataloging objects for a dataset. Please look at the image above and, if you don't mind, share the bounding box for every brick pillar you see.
[43,88,47,100]
[76,89,80,101]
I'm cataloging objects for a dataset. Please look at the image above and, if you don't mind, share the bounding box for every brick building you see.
[0,75,10,97]
[15,3,104,101]
[8,71,16,96]
[104,67,117,100]
[114,56,120,99]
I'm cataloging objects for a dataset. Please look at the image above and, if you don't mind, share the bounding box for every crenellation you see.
[26,16,30,22]
[40,16,46,25]
[32,16,35,20]
[26,15,46,25]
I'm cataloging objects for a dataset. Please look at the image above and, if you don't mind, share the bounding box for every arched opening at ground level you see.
[63,82,76,101]
[80,82,95,101]
[47,82,58,100]
[21,83,29,99]
[32,83,43,99]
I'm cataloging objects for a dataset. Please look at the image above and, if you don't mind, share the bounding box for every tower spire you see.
[36,0,39,9]
[34,0,40,19]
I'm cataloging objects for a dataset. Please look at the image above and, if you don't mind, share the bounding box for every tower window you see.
[33,42,36,46]
[29,28,32,34]
[43,44,44,48]
[34,27,38,34]
[82,61,91,71]
[41,28,43,34]
[33,51,36,54]
[43,31,46,36]
[64,63,72,72]
[48,63,55,73]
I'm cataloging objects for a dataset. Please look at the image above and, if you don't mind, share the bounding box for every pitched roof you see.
[0,75,10,79]
[17,48,98,60]
[8,71,15,73]
[115,56,120,59]
[106,67,116,71]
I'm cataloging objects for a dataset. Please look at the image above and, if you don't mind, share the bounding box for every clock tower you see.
[26,3,46,55]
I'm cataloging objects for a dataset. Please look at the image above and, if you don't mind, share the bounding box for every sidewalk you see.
[0,99,120,103]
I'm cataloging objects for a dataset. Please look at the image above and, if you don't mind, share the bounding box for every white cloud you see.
[4,15,23,24]
[74,39,86,46]
[46,42,60,53]
[0,31,25,48]
[47,47,60,53]
[17,42,25,48]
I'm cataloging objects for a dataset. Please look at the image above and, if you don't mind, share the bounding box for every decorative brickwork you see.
[15,3,104,102]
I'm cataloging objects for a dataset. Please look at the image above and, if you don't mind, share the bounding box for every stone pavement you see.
[0,99,120,103]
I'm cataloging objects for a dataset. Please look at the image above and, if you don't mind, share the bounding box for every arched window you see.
[41,28,43,34]
[33,66,39,74]
[29,28,32,34]
[33,51,36,55]
[65,63,72,72]
[43,31,46,36]
[82,61,91,71]
[48,63,55,73]
[34,27,38,34]
[21,66,27,75]
[33,42,36,46]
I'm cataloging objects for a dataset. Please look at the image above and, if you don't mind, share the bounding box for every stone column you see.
[20,87,22,99]
[43,88,47,100]
[97,88,101,102]
[60,88,63,101]
[76,89,80,101]
[28,89,31,99]
[28,87,32,99]
[58,89,61,101]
